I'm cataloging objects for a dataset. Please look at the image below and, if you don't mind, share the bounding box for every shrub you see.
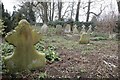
[90,37,108,41]
[35,42,60,62]
[0,19,6,36]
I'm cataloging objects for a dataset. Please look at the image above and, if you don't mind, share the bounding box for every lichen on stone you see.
[4,19,46,72]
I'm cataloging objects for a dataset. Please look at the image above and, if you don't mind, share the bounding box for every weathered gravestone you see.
[73,24,79,35]
[41,23,48,34]
[87,25,92,34]
[64,24,71,33]
[79,32,90,44]
[56,25,63,34]
[4,19,46,72]
[80,25,86,34]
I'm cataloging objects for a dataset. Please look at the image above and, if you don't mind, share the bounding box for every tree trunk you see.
[49,2,52,21]
[75,0,81,21]
[86,0,91,22]
[70,2,74,19]
[117,1,120,36]
[52,2,55,21]
[116,1,120,74]
[117,1,120,13]
[41,2,48,23]
[58,2,62,20]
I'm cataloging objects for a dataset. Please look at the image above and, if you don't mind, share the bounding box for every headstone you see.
[73,24,79,34]
[64,24,71,33]
[87,25,92,34]
[56,25,62,34]
[4,19,46,72]
[79,32,90,44]
[41,24,48,34]
[80,25,86,34]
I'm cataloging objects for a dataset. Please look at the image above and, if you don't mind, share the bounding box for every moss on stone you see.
[79,32,90,44]
[4,19,46,72]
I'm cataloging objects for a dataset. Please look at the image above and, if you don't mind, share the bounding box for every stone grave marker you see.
[64,24,71,33]
[87,25,92,34]
[56,24,62,34]
[4,19,46,72]
[41,23,48,34]
[79,32,90,44]
[73,24,79,35]
[80,25,86,34]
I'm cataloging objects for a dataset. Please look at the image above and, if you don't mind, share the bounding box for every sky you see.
[1,0,119,22]
[1,0,19,13]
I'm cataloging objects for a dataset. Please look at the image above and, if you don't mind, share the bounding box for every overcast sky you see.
[1,0,119,22]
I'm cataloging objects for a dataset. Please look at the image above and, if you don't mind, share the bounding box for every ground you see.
[2,27,119,79]
[44,33,118,78]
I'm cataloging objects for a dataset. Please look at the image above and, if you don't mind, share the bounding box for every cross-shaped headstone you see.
[5,19,46,72]
[80,25,86,34]
[87,25,92,34]
[73,24,79,34]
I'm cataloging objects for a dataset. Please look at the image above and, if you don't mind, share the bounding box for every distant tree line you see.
[0,2,36,36]
[0,0,118,36]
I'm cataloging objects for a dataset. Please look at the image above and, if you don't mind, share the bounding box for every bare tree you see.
[61,3,70,19]
[16,0,49,23]
[51,2,55,21]
[40,2,48,23]
[48,1,55,21]
[75,0,81,21]
[70,1,75,19]
[97,10,117,33]
[86,0,92,22]
[58,1,62,20]
[116,0,120,40]
[85,0,107,22]
[48,2,52,21]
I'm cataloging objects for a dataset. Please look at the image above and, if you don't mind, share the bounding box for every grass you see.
[1,26,118,78]
[39,27,117,57]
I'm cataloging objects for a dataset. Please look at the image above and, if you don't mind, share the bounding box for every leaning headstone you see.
[4,19,46,72]
[79,32,90,44]
[80,25,86,34]
[56,25,62,34]
[73,24,79,35]
[41,23,48,34]
[87,25,92,34]
[64,24,71,33]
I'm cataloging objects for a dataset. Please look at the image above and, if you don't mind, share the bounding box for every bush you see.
[47,21,95,31]
[0,41,60,73]
[48,20,64,27]
[0,19,6,36]
[90,37,108,41]
[0,42,14,56]
[35,42,60,62]
[0,41,60,62]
